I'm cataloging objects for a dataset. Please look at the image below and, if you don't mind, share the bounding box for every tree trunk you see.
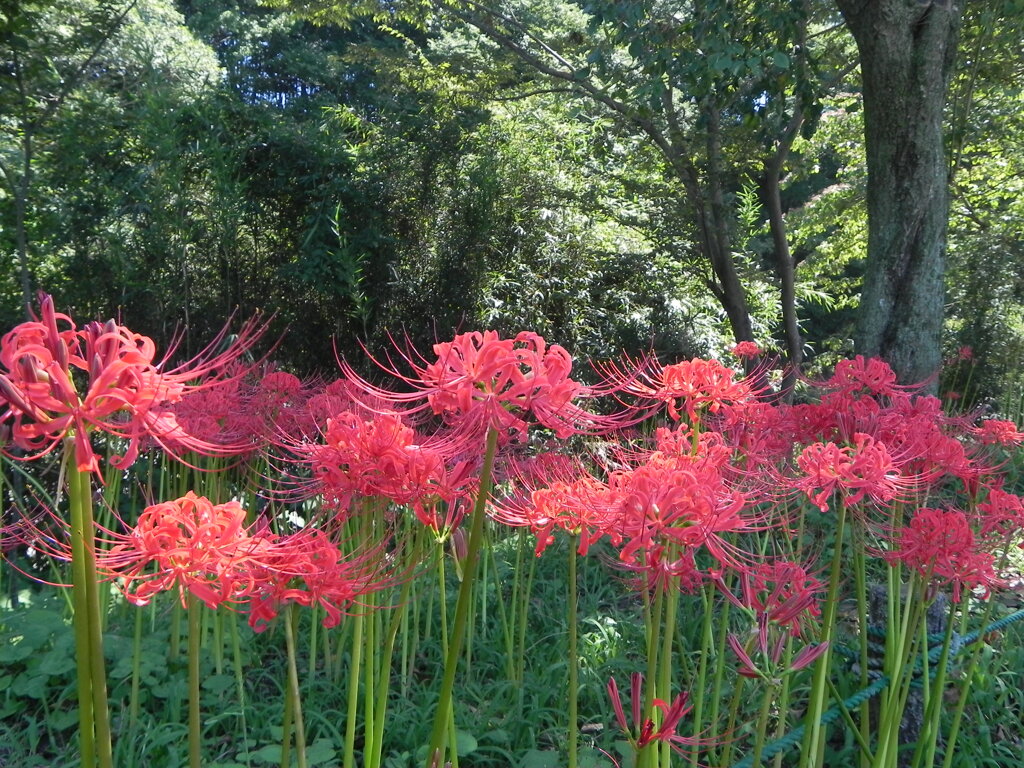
[837,0,963,387]
[703,102,755,345]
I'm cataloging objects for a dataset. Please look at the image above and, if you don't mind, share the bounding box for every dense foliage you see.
[1,0,1022,398]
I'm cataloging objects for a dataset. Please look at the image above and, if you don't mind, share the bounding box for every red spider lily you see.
[727,629,828,681]
[977,487,1024,541]
[884,507,999,602]
[820,356,917,399]
[98,492,262,609]
[794,433,904,512]
[491,470,617,556]
[0,294,266,474]
[712,401,794,471]
[245,527,394,631]
[607,672,699,752]
[303,409,476,521]
[718,561,824,638]
[602,355,756,423]
[791,389,974,487]
[611,459,752,570]
[338,330,626,445]
[164,362,261,452]
[975,419,1024,446]
[619,544,706,595]
[730,341,761,359]
[250,369,319,441]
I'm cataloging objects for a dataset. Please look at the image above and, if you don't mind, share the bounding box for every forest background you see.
[2,0,1023,404]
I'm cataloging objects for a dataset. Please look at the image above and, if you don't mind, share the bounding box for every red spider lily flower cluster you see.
[602,355,756,423]
[975,419,1024,446]
[337,330,618,445]
[492,432,754,594]
[304,409,476,533]
[718,561,824,638]
[822,355,912,399]
[727,631,828,682]
[884,507,999,602]
[98,493,391,629]
[245,527,392,631]
[977,487,1024,543]
[100,492,257,608]
[718,561,828,682]
[607,672,699,753]
[486,352,1023,613]
[730,341,761,359]
[0,294,265,474]
[795,433,903,512]
[491,470,614,556]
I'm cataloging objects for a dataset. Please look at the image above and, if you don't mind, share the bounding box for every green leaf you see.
[11,672,48,699]
[306,739,337,765]
[49,708,80,731]
[239,745,282,764]
[454,730,478,755]
[202,674,236,695]
[37,646,76,677]
[520,749,561,768]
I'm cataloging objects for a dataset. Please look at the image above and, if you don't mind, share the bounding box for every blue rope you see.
[728,607,1024,768]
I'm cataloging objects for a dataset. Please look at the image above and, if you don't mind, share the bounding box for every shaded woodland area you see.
[2,0,1023,403]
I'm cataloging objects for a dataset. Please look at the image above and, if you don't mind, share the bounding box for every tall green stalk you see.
[67,453,113,768]
[689,584,714,768]
[343,609,365,768]
[567,535,579,768]
[425,427,499,768]
[800,499,848,768]
[188,595,203,768]
[284,604,308,768]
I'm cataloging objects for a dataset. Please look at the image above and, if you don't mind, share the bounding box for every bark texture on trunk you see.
[838,0,963,387]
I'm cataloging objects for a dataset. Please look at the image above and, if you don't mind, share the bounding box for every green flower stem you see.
[638,583,663,768]
[912,604,955,768]
[707,593,732,745]
[800,498,848,768]
[658,583,680,768]
[342,610,364,768]
[567,534,579,768]
[284,604,308,768]
[363,595,377,767]
[825,677,874,759]
[281,667,294,768]
[718,640,749,768]
[689,583,714,768]
[507,530,527,679]
[852,532,871,768]
[514,542,537,722]
[68,457,113,768]
[425,427,499,768]
[230,612,252,768]
[188,595,203,768]
[308,604,319,681]
[771,639,795,768]
[493,534,515,681]
[876,576,927,768]
[940,594,999,768]
[750,682,777,768]
[369,561,416,768]
[68,463,96,768]
[129,605,144,729]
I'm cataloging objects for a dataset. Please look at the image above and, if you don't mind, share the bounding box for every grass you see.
[2,530,1024,768]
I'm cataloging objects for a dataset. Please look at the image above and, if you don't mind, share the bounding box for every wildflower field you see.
[1,297,1023,768]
